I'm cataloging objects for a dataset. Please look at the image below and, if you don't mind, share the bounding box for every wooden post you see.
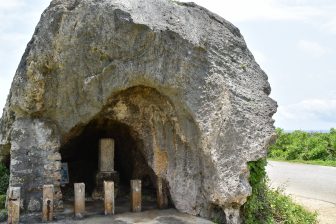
[7,187,20,224]
[130,179,141,212]
[74,183,85,218]
[42,185,54,222]
[156,177,168,209]
[104,181,114,215]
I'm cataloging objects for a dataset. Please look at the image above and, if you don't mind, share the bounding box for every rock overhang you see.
[0,0,277,223]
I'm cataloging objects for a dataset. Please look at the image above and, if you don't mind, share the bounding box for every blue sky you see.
[0,0,335,131]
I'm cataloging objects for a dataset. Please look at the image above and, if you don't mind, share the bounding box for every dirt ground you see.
[50,209,214,224]
[11,208,214,224]
[291,195,336,224]
[9,198,214,224]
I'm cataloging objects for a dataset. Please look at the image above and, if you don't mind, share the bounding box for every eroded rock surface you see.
[0,0,277,223]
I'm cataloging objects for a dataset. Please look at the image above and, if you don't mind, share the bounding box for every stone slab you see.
[99,138,114,172]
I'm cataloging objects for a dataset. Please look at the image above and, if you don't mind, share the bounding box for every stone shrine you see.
[92,138,119,199]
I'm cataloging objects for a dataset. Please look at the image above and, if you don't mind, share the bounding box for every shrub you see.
[0,195,6,210]
[269,128,336,163]
[0,163,9,195]
[243,159,273,223]
[268,189,317,224]
[0,208,7,222]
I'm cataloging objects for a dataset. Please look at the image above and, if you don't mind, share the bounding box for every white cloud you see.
[0,0,24,11]
[297,40,327,57]
[323,17,336,35]
[275,99,336,130]
[328,90,336,98]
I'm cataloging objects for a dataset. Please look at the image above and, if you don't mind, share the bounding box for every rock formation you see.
[0,0,277,223]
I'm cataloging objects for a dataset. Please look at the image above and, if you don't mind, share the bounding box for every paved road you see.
[266,161,336,224]
[266,161,336,203]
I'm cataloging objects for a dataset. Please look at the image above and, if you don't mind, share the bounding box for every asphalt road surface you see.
[267,161,336,224]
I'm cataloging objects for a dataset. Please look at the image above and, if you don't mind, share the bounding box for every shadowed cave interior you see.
[59,119,173,212]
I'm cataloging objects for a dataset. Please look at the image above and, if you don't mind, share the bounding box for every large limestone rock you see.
[0,0,277,223]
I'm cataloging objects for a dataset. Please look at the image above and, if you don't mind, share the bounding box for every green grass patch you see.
[243,159,317,224]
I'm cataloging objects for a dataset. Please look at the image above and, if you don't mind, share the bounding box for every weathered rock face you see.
[0,0,277,223]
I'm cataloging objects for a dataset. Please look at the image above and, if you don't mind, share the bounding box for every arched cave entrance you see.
[55,85,201,215]
[60,118,172,212]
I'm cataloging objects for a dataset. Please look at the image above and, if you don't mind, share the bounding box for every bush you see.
[268,189,317,224]
[268,128,336,163]
[243,159,317,224]
[243,159,273,223]
[0,195,5,210]
[0,163,9,223]
[0,208,7,222]
[0,164,9,195]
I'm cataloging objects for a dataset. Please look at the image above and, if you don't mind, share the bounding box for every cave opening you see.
[59,118,169,212]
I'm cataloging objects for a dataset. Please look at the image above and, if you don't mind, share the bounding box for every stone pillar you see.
[99,139,115,172]
[9,119,62,212]
[74,183,85,218]
[7,187,20,224]
[92,138,119,200]
[42,185,54,222]
[104,181,114,215]
[156,177,168,209]
[130,180,141,212]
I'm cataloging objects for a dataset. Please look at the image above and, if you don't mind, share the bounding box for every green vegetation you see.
[0,163,8,221]
[268,128,336,166]
[243,159,317,224]
[0,164,9,195]
[0,195,5,210]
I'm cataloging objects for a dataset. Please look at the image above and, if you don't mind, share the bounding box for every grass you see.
[268,158,336,167]
[268,188,317,224]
